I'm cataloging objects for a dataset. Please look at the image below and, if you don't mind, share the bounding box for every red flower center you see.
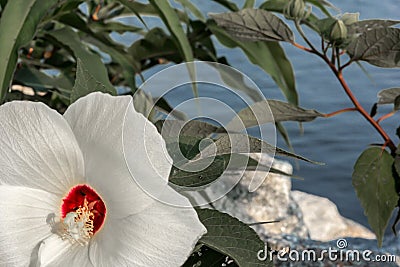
[61,184,106,235]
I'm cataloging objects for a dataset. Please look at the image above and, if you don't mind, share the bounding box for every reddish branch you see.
[292,41,397,153]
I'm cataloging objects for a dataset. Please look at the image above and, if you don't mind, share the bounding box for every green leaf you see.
[210,62,264,102]
[14,67,74,93]
[210,8,294,42]
[0,0,58,101]
[377,88,400,110]
[197,209,272,267]
[47,27,116,95]
[149,0,197,96]
[352,147,398,247]
[194,133,322,164]
[211,0,239,11]
[243,0,256,8]
[208,20,297,105]
[170,156,226,187]
[347,19,400,36]
[228,100,323,129]
[149,0,193,62]
[156,119,220,139]
[305,0,335,17]
[70,59,115,103]
[347,27,400,68]
[174,0,205,21]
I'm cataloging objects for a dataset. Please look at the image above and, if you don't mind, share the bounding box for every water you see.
[116,0,400,228]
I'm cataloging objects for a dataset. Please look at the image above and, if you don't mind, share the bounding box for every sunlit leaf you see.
[352,147,398,247]
[347,27,400,68]
[0,0,58,101]
[197,209,272,267]
[210,8,294,42]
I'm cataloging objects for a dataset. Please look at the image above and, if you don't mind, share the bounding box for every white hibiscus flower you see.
[0,92,206,266]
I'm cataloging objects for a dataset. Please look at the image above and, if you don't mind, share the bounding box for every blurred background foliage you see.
[0,0,302,114]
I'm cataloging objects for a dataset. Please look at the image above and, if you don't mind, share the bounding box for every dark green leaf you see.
[149,0,193,62]
[347,28,400,68]
[0,0,58,101]
[210,8,294,42]
[228,100,323,129]
[170,156,226,187]
[90,21,143,34]
[208,20,297,105]
[70,59,115,103]
[14,67,74,93]
[157,119,220,139]
[47,27,116,95]
[194,133,322,164]
[352,147,398,247]
[305,0,335,17]
[183,245,238,267]
[197,209,272,267]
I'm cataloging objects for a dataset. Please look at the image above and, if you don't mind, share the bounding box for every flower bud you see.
[341,12,359,26]
[284,0,307,20]
[330,19,348,43]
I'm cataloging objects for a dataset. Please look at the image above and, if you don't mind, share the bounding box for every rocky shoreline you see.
[210,154,400,266]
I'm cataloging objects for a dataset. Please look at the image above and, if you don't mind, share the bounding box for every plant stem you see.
[334,69,396,152]
[324,107,358,117]
[377,111,396,124]
[291,41,396,153]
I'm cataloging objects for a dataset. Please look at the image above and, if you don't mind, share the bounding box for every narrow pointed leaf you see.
[347,28,400,68]
[197,209,272,267]
[47,27,116,95]
[194,133,322,164]
[210,8,294,42]
[208,21,297,105]
[0,0,58,101]
[352,147,398,247]
[228,100,323,129]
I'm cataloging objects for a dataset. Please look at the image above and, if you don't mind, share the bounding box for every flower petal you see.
[38,235,92,267]
[0,186,59,267]
[64,93,172,217]
[88,186,206,267]
[0,101,85,196]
